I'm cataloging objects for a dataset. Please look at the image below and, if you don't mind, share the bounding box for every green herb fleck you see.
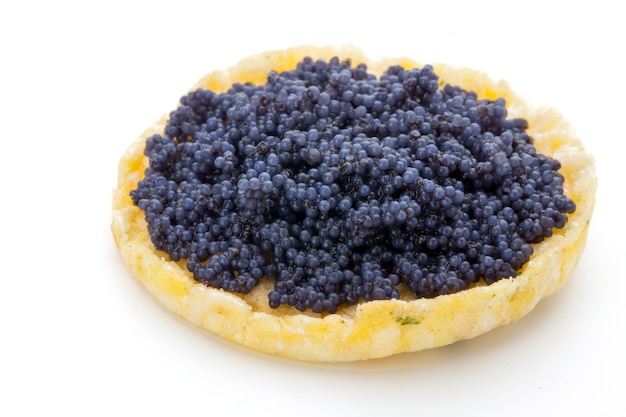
[396,316,421,326]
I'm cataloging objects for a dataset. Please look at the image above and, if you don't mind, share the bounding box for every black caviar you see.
[130,57,576,314]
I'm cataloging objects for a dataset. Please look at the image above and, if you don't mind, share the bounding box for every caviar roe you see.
[130,57,576,314]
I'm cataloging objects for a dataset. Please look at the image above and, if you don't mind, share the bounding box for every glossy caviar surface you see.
[130,57,576,314]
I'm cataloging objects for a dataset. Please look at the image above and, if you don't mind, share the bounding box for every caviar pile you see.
[130,57,576,314]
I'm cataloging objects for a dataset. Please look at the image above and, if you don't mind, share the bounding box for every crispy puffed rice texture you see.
[112,45,597,362]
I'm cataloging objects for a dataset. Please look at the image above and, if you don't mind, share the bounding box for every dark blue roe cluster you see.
[130,57,576,314]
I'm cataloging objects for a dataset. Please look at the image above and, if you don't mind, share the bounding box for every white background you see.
[1,1,623,416]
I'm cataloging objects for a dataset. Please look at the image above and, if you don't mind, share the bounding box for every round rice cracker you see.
[111,45,597,362]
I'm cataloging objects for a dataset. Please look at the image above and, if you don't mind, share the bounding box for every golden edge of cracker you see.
[111,44,597,362]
